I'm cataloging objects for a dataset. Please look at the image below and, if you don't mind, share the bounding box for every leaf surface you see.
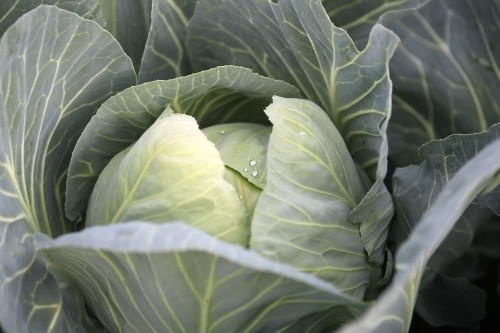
[382,0,500,166]
[202,123,271,189]
[0,5,135,332]
[97,0,152,71]
[36,222,369,333]
[322,0,427,48]
[392,124,500,326]
[138,0,197,83]
[0,0,105,37]
[250,97,371,298]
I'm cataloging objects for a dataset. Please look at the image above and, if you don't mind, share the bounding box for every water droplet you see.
[251,170,258,177]
[219,130,225,135]
[298,130,306,136]
[260,156,263,159]
[243,167,248,172]
[239,195,243,199]
[249,160,257,166]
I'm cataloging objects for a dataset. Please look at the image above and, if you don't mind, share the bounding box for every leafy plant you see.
[1,0,500,332]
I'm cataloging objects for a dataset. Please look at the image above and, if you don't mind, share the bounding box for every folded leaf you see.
[251,97,372,299]
[87,110,249,245]
[36,222,369,333]
[337,137,500,333]
[202,123,271,189]
[66,66,300,220]
[392,124,500,327]
[0,5,135,332]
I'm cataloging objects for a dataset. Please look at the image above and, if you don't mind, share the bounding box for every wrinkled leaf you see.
[87,110,249,245]
[337,137,500,333]
[382,0,500,166]
[66,66,300,220]
[202,123,271,189]
[0,5,135,332]
[36,222,369,333]
[138,0,197,83]
[251,97,372,299]
[0,0,105,37]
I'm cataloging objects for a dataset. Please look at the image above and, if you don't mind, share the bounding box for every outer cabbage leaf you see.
[251,97,372,299]
[337,138,500,333]
[202,123,271,189]
[35,222,369,333]
[96,0,152,71]
[87,110,249,245]
[322,0,427,48]
[138,0,197,83]
[66,66,300,220]
[0,5,135,332]
[186,0,397,265]
[392,124,500,326]
[0,0,104,37]
[381,0,500,166]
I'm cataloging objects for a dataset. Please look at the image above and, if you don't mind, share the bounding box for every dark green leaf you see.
[138,0,197,83]
[323,0,427,48]
[0,5,135,332]
[382,0,500,166]
[0,0,105,37]
[337,138,500,333]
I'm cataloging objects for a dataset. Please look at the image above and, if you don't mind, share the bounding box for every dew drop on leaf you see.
[298,130,306,136]
[249,160,257,166]
[251,170,258,177]
[219,130,225,135]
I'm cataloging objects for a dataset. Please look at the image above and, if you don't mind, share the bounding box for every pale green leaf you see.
[36,222,369,333]
[138,0,197,83]
[337,138,500,333]
[0,0,105,37]
[87,110,249,245]
[66,66,300,220]
[202,123,271,189]
[0,5,135,332]
[250,97,372,299]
